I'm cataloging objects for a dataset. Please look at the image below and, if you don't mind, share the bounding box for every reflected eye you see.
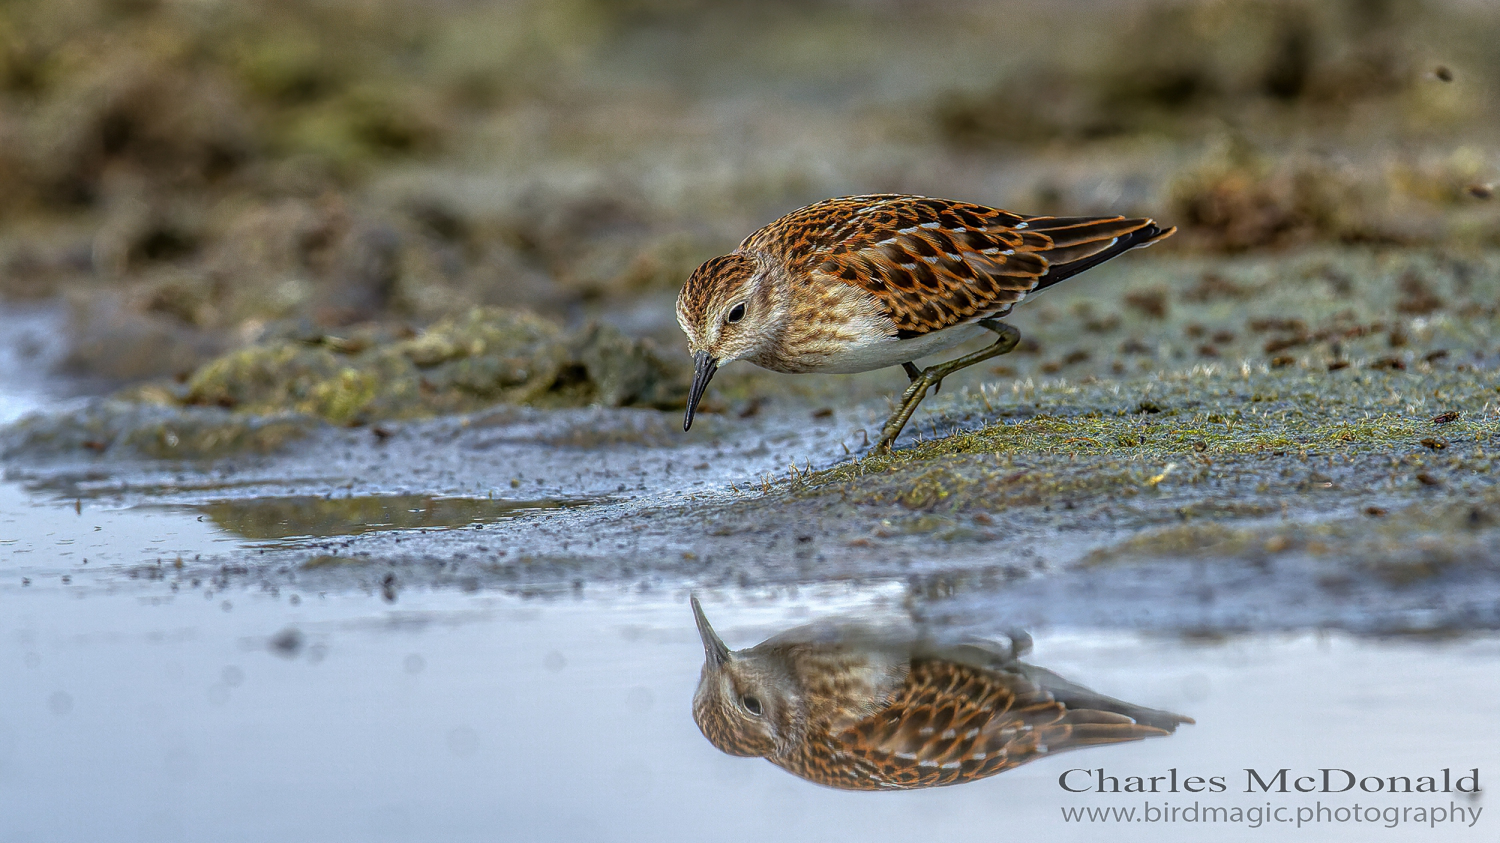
[741,694,763,716]
[725,303,746,324]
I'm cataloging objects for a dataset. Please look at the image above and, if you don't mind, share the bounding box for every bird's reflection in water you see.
[690,597,1191,791]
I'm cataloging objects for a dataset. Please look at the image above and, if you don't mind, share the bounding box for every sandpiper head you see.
[690,596,786,759]
[676,253,768,430]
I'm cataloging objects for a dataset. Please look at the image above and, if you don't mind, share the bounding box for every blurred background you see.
[1,0,1496,389]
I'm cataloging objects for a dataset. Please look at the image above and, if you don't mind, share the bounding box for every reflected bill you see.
[689,597,1191,791]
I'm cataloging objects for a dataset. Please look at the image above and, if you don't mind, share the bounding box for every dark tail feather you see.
[1019,663,1194,733]
[1026,217,1175,293]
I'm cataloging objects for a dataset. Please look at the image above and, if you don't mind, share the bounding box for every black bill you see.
[683,351,718,431]
[690,595,730,668]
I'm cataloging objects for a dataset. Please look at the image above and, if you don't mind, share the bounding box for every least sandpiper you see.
[676,194,1174,451]
[690,597,1190,791]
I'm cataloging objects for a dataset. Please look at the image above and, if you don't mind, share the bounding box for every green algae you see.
[4,304,690,460]
[198,493,592,546]
[717,247,1500,571]
[817,365,1498,501]
[817,248,1499,482]
[164,307,685,424]
[0,402,316,461]
[1083,490,1500,580]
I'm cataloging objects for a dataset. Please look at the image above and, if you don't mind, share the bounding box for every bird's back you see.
[740,194,1173,339]
[781,654,1188,791]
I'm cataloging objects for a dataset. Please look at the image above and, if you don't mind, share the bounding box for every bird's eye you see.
[741,694,763,716]
[725,303,746,324]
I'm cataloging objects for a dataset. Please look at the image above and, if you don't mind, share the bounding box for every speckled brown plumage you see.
[689,597,1191,791]
[680,194,1173,343]
[745,195,1167,337]
[676,194,1174,449]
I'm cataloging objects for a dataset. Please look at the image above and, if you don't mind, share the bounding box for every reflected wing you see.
[801,658,1184,790]
[743,194,1174,338]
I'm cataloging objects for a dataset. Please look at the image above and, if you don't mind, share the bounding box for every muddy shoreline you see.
[6,247,1498,637]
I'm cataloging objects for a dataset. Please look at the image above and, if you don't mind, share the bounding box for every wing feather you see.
[806,659,1182,790]
[740,195,1174,339]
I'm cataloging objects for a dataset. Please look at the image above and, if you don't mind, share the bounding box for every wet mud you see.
[4,246,1497,635]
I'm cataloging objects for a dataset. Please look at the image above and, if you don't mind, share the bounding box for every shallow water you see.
[194,493,600,547]
[1,584,1494,843]
[0,306,71,427]
[0,475,235,575]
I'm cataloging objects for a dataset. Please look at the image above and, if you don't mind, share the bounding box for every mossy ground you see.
[128,307,685,425]
[701,247,1500,577]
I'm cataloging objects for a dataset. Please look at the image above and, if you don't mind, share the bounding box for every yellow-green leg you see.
[874,320,1021,454]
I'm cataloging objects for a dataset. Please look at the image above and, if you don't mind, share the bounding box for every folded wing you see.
[806,658,1185,790]
[744,194,1174,339]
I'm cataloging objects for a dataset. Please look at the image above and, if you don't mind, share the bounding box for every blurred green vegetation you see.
[149,306,685,423]
[0,0,1496,401]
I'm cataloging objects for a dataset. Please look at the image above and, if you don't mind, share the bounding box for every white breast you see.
[809,322,993,374]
